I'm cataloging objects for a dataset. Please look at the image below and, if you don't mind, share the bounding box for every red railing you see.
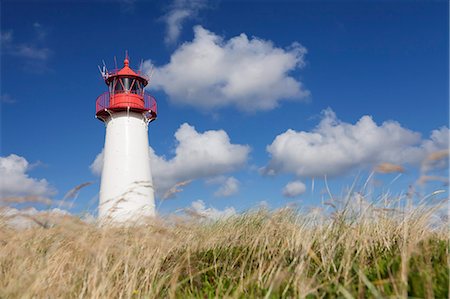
[95,91,157,121]
[96,91,110,113]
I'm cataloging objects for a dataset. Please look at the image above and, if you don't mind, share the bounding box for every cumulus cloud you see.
[145,26,309,112]
[264,108,449,178]
[0,154,55,200]
[282,180,306,198]
[185,199,236,220]
[213,176,240,197]
[91,123,250,197]
[163,0,208,45]
[151,124,249,196]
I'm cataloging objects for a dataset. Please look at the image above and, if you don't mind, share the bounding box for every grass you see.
[0,190,448,298]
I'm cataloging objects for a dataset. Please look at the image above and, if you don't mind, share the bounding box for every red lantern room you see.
[95,54,157,122]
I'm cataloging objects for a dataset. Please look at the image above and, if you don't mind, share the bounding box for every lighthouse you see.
[95,54,157,223]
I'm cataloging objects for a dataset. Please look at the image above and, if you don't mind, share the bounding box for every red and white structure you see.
[95,54,157,223]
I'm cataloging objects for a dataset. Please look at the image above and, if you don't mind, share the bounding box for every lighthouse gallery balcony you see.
[95,91,157,122]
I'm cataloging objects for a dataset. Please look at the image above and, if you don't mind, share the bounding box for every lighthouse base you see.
[98,111,155,224]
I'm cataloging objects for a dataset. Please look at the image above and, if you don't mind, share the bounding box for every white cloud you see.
[421,127,450,154]
[1,207,70,229]
[91,123,250,197]
[0,154,55,199]
[151,123,249,196]
[163,0,208,45]
[90,151,103,176]
[213,176,240,197]
[186,199,236,220]
[145,26,309,112]
[282,180,306,198]
[164,9,192,45]
[264,108,449,178]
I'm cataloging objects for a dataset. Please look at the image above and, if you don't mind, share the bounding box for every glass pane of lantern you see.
[131,80,141,94]
[115,78,124,92]
[122,77,131,90]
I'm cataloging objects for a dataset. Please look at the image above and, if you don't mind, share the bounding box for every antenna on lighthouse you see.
[103,60,109,75]
[114,56,118,70]
[98,60,108,80]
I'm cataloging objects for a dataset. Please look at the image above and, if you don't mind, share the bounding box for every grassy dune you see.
[0,194,448,298]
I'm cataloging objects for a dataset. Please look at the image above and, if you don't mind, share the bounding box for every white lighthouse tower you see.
[95,55,157,223]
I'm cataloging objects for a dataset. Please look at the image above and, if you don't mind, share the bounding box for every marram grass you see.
[0,198,448,298]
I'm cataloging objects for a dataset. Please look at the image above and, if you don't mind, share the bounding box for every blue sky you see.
[1,0,448,217]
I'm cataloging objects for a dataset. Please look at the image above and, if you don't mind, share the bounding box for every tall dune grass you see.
[0,191,448,298]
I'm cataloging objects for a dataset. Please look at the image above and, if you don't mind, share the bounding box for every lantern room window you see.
[111,77,143,95]
[114,78,124,92]
[122,77,131,90]
[131,80,142,94]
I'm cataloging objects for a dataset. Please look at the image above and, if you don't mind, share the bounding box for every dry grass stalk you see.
[0,191,447,298]
[163,180,193,200]
[374,163,405,174]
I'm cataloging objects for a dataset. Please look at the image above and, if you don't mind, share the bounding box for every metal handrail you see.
[95,91,157,116]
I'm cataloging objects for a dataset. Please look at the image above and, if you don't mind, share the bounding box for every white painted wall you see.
[99,111,155,223]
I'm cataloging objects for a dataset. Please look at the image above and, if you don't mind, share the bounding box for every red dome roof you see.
[105,56,149,86]
[116,57,139,76]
